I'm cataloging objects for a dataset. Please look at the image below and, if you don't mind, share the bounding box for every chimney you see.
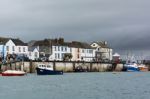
[58,38,64,43]
[54,38,58,43]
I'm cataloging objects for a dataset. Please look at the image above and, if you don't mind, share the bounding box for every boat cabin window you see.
[39,65,46,68]
[39,64,52,68]
[47,65,51,68]
[43,65,46,68]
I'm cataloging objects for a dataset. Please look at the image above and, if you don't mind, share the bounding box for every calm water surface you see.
[0,72,150,99]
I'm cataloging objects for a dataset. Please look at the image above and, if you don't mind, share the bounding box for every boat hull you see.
[2,73,25,76]
[124,66,140,72]
[126,67,140,72]
[36,68,63,75]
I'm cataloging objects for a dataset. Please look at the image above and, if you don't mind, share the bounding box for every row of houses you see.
[0,37,113,62]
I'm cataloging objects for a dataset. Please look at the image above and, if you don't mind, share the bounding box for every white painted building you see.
[91,41,113,61]
[5,39,28,56]
[28,47,39,60]
[0,39,28,58]
[80,48,95,62]
[49,45,72,61]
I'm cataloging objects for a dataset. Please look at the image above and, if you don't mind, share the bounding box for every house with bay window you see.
[91,41,113,62]
[70,41,95,62]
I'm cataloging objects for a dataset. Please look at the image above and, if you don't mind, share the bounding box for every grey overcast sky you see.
[0,0,150,53]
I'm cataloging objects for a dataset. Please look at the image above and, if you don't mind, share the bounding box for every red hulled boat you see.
[1,70,26,76]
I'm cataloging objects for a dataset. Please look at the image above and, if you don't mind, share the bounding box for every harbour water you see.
[0,72,150,99]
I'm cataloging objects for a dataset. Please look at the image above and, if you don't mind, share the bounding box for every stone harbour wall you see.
[0,61,124,73]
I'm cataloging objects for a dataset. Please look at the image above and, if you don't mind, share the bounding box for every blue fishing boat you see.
[36,64,63,75]
[124,63,140,72]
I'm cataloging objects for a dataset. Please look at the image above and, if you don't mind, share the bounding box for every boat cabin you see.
[37,64,53,70]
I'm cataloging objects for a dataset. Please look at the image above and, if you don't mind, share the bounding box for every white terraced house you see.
[31,38,72,61]
[49,43,72,61]
[80,48,95,62]
[0,37,28,59]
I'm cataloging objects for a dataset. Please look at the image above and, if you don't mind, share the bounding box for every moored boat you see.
[1,70,26,76]
[74,66,87,72]
[36,64,63,75]
[124,63,140,72]
[138,64,149,72]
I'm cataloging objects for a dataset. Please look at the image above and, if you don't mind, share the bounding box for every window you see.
[61,47,63,51]
[62,53,64,59]
[54,46,57,51]
[89,49,93,53]
[29,52,31,56]
[87,49,89,53]
[18,47,21,52]
[65,47,67,51]
[82,49,84,53]
[58,46,60,51]
[47,65,51,68]
[12,46,15,51]
[58,53,60,59]
[23,47,25,52]
[70,48,72,52]
[6,46,9,51]
[35,52,38,58]
[55,53,57,59]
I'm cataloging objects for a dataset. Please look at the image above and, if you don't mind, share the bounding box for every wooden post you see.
[15,61,16,70]
[29,60,33,73]
[90,62,92,72]
[73,61,75,71]
[53,61,56,71]
[10,62,12,70]
[112,63,117,71]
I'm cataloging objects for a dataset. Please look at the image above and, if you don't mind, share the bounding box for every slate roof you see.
[70,41,93,49]
[92,41,110,48]
[28,47,38,52]
[33,39,52,46]
[0,37,9,44]
[11,39,27,46]
[0,37,27,46]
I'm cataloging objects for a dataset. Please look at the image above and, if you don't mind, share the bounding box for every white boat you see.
[1,70,26,76]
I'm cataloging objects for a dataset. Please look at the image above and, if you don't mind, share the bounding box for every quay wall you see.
[1,61,124,73]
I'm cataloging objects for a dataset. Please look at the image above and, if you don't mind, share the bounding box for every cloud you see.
[0,0,150,52]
